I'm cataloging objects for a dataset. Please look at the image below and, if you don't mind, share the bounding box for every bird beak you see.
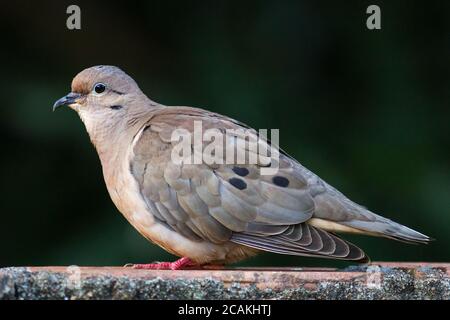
[53,92,82,111]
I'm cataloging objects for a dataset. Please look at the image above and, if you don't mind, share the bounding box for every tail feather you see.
[313,189,432,244]
[342,215,432,244]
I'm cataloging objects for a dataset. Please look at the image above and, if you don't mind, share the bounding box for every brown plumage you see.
[53,65,431,267]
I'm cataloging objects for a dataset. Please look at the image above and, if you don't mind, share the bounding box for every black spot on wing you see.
[232,166,249,177]
[273,176,289,187]
[229,177,247,190]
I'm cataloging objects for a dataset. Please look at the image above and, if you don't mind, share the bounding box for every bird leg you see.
[128,257,197,270]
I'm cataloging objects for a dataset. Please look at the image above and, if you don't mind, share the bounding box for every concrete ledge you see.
[1,262,449,300]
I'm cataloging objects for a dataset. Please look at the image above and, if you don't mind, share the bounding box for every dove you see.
[53,65,431,270]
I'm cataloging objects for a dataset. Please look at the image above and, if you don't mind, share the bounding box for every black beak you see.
[53,92,82,111]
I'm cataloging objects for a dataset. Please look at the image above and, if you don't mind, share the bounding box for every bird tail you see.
[341,214,432,244]
[311,191,432,244]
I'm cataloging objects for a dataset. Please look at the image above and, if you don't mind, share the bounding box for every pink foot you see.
[129,257,196,270]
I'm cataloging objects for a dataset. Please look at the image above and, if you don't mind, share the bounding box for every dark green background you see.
[0,1,448,268]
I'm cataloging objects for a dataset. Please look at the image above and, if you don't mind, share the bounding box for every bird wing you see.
[129,107,369,261]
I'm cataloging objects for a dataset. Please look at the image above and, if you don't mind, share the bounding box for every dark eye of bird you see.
[94,83,106,94]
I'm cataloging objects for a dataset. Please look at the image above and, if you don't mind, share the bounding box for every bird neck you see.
[91,120,133,166]
[79,105,160,170]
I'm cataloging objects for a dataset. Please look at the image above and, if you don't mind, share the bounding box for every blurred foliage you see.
[0,1,448,268]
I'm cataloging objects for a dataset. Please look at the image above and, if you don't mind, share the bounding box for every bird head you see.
[53,65,145,113]
[53,65,157,142]
[53,65,160,154]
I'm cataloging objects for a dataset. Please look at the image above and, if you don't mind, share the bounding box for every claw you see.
[127,257,196,270]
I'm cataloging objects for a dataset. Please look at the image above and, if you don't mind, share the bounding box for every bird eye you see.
[93,83,106,94]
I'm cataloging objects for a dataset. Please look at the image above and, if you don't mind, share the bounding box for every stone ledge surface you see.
[0,262,448,300]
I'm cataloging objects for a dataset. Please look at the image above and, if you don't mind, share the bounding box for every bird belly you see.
[143,222,259,264]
